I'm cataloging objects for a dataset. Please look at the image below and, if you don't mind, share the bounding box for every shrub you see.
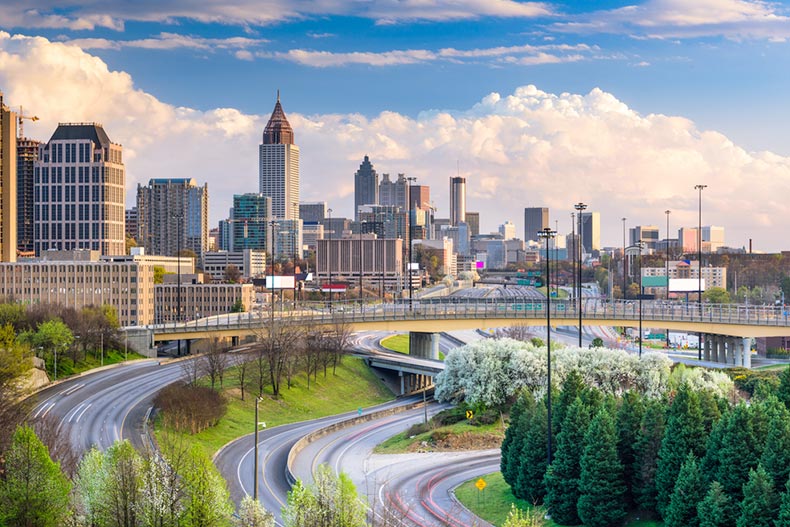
[726,367,780,396]
[154,383,227,434]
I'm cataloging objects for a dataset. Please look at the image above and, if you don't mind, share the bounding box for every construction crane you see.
[17,106,39,138]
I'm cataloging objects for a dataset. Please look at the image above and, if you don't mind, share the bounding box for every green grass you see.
[755,363,790,371]
[455,472,663,527]
[375,420,504,453]
[537,287,568,299]
[156,357,394,457]
[380,334,410,354]
[50,349,147,378]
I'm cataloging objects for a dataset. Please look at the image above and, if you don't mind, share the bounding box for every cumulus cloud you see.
[554,0,790,41]
[0,0,552,30]
[1,32,789,250]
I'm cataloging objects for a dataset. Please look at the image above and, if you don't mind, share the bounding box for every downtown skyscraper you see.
[34,123,125,256]
[0,94,17,261]
[354,155,378,220]
[259,92,299,220]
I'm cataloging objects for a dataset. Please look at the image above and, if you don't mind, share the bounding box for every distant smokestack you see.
[749,239,752,254]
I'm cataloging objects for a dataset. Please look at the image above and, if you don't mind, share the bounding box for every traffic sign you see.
[465,410,474,420]
[476,478,487,491]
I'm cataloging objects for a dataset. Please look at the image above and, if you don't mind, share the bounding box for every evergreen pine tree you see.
[716,404,763,523]
[544,398,589,525]
[736,464,778,527]
[700,413,727,486]
[553,370,585,436]
[633,398,667,512]
[776,366,790,409]
[515,398,549,504]
[616,390,645,507]
[664,452,704,527]
[577,409,627,527]
[697,481,730,527]
[502,393,532,489]
[0,425,72,527]
[777,475,790,527]
[656,385,706,518]
[760,409,790,491]
[698,389,724,433]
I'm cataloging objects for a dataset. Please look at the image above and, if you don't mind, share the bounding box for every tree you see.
[697,481,731,527]
[0,323,32,450]
[777,366,790,409]
[577,409,627,527]
[514,398,548,504]
[22,318,73,378]
[552,369,586,436]
[230,298,245,313]
[665,453,704,527]
[656,385,705,517]
[224,264,242,284]
[138,451,185,527]
[634,398,667,512]
[616,390,645,507]
[777,476,790,527]
[181,446,233,527]
[74,448,108,526]
[234,496,274,527]
[703,287,731,304]
[590,337,604,348]
[501,393,531,489]
[154,265,168,284]
[737,465,778,527]
[544,398,589,525]
[282,464,366,527]
[105,440,143,527]
[202,337,229,390]
[0,425,72,527]
[760,408,790,490]
[715,404,763,522]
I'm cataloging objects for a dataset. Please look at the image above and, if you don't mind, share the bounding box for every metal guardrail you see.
[146,299,790,335]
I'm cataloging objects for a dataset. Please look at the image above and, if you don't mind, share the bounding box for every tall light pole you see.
[538,227,556,463]
[253,395,265,501]
[622,217,627,299]
[665,209,671,348]
[571,212,576,304]
[574,202,587,347]
[327,208,333,309]
[695,184,707,360]
[171,211,184,355]
[358,221,365,302]
[407,176,417,310]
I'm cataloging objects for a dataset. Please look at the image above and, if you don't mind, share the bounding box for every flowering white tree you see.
[435,339,733,407]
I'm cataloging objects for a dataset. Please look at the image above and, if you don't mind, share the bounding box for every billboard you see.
[670,278,705,292]
[265,276,296,290]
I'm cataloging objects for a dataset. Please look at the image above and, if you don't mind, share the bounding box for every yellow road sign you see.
[475,478,487,491]
[466,410,474,419]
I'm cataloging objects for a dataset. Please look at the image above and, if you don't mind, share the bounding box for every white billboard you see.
[670,278,705,292]
[265,276,296,289]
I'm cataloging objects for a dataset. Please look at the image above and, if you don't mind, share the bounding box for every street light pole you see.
[574,202,587,347]
[327,208,333,310]
[695,184,707,360]
[665,209,671,348]
[407,176,417,311]
[622,217,627,299]
[359,221,364,302]
[253,395,264,501]
[172,211,184,355]
[538,227,556,464]
[638,241,644,358]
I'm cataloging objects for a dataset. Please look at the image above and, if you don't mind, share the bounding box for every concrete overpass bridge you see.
[127,298,790,370]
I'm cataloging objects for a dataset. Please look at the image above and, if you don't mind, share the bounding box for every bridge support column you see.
[742,338,752,368]
[726,337,735,365]
[716,335,726,363]
[123,327,157,358]
[399,371,405,396]
[703,336,712,362]
[410,332,440,360]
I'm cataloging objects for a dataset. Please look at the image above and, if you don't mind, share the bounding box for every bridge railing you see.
[147,298,790,335]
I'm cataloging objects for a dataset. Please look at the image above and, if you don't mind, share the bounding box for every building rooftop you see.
[262,91,294,145]
[49,123,113,148]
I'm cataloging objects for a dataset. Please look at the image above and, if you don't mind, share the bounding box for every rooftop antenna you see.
[277,89,280,102]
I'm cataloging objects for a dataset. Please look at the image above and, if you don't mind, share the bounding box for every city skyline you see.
[1,2,790,250]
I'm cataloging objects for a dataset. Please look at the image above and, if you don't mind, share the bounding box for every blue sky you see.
[1,0,790,250]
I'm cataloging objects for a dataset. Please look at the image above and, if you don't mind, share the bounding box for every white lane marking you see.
[40,402,56,419]
[63,383,85,395]
[33,402,50,419]
[66,403,85,423]
[74,403,92,423]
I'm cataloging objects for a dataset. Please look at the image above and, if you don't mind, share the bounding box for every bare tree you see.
[253,319,305,397]
[496,324,535,342]
[32,413,81,478]
[201,337,229,390]
[237,357,251,401]
[326,320,353,375]
[223,265,242,284]
[181,356,201,387]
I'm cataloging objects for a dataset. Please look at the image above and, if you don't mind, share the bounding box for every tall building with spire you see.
[259,91,299,220]
[354,155,378,220]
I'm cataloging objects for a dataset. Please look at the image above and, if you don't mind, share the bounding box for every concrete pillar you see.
[703,336,712,362]
[732,337,742,366]
[742,338,752,368]
[399,371,405,395]
[726,337,735,365]
[409,332,440,360]
[713,335,723,363]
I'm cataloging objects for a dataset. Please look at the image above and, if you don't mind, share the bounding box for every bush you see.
[726,367,780,396]
[432,406,468,427]
[154,383,227,434]
[766,348,790,359]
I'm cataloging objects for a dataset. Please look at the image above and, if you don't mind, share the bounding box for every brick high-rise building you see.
[35,123,124,256]
[259,92,299,220]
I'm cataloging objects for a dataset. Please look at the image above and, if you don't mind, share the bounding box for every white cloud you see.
[2,32,790,250]
[554,0,790,41]
[64,32,267,52]
[263,43,600,67]
[0,1,552,30]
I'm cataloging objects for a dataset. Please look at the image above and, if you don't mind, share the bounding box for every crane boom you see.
[17,106,39,138]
